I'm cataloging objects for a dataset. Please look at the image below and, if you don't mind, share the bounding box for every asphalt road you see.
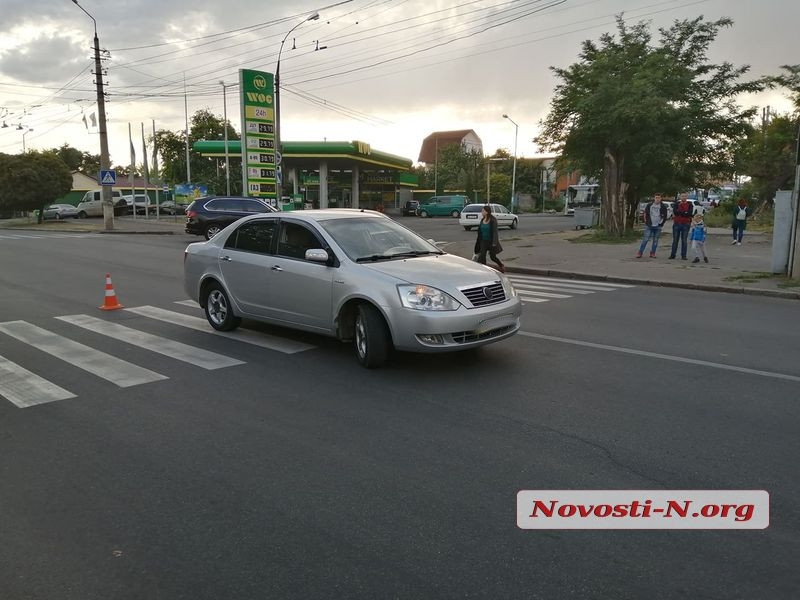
[0,232,798,599]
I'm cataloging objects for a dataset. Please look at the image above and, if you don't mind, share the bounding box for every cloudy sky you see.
[0,0,796,172]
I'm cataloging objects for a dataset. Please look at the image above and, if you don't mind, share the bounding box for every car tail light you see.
[186,210,197,218]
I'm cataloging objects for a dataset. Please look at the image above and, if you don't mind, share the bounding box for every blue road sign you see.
[99,170,117,186]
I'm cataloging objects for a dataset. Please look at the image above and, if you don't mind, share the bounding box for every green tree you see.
[0,151,73,222]
[46,144,101,177]
[154,109,241,193]
[734,114,797,202]
[537,16,763,235]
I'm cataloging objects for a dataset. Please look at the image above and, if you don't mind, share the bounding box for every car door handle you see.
[220,255,232,262]
[271,265,283,272]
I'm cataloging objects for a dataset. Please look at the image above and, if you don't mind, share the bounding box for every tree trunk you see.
[603,147,628,236]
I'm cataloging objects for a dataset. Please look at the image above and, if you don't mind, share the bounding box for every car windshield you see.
[318,216,443,262]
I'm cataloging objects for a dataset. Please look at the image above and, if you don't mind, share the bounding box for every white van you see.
[76,189,124,218]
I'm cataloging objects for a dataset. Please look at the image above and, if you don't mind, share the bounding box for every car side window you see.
[225,220,276,253]
[243,200,269,213]
[208,199,243,211]
[277,222,321,260]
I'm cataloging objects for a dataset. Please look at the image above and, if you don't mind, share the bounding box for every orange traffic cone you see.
[99,273,124,311]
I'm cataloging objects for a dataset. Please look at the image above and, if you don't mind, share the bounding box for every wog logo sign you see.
[253,75,268,90]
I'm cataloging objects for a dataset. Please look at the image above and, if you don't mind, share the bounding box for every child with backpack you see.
[690,213,708,263]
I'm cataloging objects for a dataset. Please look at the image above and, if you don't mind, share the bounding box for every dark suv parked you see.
[401,200,419,216]
[185,196,278,239]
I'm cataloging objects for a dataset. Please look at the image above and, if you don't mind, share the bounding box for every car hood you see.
[361,253,500,288]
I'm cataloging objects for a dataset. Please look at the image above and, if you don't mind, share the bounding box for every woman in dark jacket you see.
[473,204,505,272]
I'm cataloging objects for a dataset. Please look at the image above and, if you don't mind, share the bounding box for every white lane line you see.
[0,354,76,408]
[519,331,800,383]
[519,297,550,304]
[511,276,634,288]
[175,299,198,307]
[509,279,618,293]
[127,306,315,354]
[0,321,166,387]
[56,314,244,370]
[512,283,596,295]
[516,289,573,299]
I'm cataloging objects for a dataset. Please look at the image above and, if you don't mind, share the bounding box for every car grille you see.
[461,282,506,308]
[451,325,515,344]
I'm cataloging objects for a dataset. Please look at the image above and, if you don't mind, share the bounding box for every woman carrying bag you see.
[473,204,505,272]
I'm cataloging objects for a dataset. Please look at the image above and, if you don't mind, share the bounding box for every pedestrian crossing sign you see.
[99,170,117,185]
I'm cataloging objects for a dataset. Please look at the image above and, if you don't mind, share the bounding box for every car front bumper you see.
[384,297,523,352]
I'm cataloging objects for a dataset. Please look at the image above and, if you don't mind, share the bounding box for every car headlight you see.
[499,274,518,298]
[397,284,461,311]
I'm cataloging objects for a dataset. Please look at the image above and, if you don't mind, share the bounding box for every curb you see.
[505,266,800,301]
[97,230,176,235]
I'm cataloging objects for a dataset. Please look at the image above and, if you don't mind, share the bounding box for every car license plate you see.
[466,214,478,219]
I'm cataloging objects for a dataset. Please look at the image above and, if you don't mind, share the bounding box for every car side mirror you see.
[305,248,330,264]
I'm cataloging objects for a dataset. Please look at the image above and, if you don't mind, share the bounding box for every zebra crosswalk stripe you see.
[0,320,166,387]
[507,274,634,304]
[55,314,245,370]
[0,353,76,408]
[130,305,314,354]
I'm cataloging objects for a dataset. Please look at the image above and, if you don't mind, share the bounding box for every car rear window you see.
[462,205,482,213]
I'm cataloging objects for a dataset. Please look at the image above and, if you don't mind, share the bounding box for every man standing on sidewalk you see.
[669,192,693,260]
[637,194,668,258]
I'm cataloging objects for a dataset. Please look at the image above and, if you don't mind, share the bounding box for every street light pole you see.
[502,114,518,213]
[219,81,231,195]
[275,11,319,205]
[22,127,33,152]
[72,0,113,231]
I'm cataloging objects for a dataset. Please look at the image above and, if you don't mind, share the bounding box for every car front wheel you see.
[205,224,223,240]
[355,304,390,368]
[419,210,428,218]
[451,210,460,217]
[77,211,87,219]
[204,284,241,331]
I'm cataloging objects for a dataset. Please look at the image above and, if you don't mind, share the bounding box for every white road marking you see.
[512,283,596,295]
[175,299,198,307]
[516,289,573,299]
[0,321,166,387]
[56,314,244,370]
[128,306,315,354]
[510,275,634,288]
[0,354,76,408]
[508,278,618,293]
[519,331,800,383]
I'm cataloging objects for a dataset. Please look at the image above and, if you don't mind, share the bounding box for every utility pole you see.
[73,0,113,230]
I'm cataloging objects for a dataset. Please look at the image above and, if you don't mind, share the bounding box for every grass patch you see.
[777,278,800,289]
[569,230,641,244]
[723,271,777,284]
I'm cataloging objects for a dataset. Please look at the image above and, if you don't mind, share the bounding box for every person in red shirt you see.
[669,192,693,260]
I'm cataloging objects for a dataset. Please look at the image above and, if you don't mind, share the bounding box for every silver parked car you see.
[184,209,522,368]
[41,203,79,220]
[459,203,518,230]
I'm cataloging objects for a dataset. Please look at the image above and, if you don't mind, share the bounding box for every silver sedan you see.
[184,209,522,368]
[41,203,79,220]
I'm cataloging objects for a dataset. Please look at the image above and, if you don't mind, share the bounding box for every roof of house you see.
[417,130,479,163]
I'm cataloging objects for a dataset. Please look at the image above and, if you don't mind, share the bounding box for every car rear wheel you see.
[510,218,518,229]
[205,224,223,240]
[451,210,460,217]
[204,284,241,331]
[77,211,87,219]
[419,210,428,218]
[354,304,390,368]
[463,226,472,231]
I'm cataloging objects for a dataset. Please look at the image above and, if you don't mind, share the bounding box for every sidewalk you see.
[443,226,799,300]
[2,215,798,299]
